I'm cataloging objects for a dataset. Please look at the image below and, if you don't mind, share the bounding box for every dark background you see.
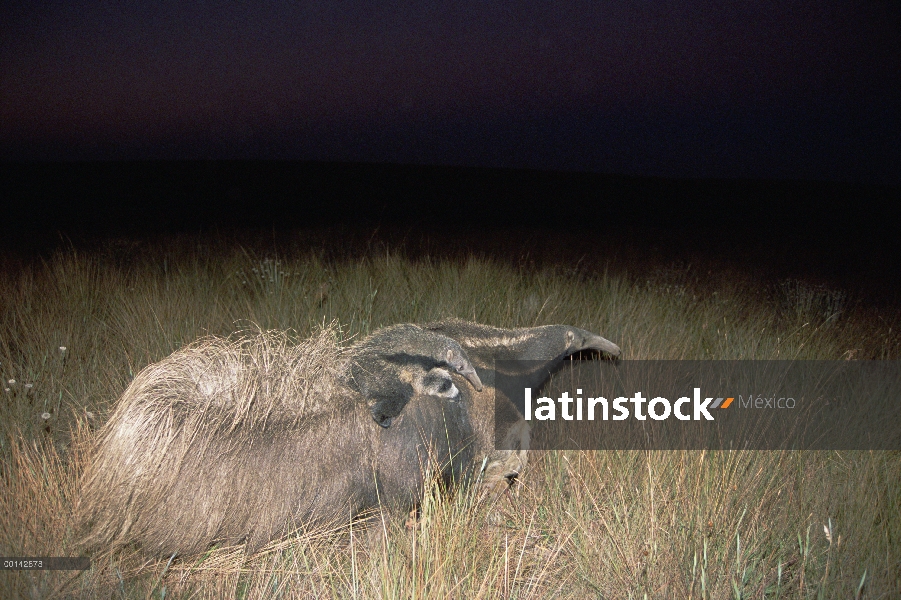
[1,2,899,292]
[3,2,899,184]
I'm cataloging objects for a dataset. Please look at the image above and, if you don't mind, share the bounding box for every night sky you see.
[2,1,899,184]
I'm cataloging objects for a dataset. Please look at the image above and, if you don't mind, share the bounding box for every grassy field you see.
[0,229,898,599]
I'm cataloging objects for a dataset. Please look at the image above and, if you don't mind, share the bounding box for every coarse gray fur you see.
[422,319,621,500]
[75,325,481,556]
[343,323,483,428]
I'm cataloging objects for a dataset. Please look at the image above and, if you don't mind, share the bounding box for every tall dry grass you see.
[0,231,898,598]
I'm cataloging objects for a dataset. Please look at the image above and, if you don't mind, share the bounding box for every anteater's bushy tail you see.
[75,325,348,555]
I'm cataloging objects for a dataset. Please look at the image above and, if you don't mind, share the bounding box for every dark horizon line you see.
[2,157,898,190]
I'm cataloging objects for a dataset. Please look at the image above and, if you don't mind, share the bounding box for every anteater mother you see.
[76,324,482,556]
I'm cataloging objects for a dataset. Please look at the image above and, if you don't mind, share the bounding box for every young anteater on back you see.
[344,323,483,427]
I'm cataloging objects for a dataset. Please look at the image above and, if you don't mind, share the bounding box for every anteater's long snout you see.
[458,364,484,391]
[584,334,621,357]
